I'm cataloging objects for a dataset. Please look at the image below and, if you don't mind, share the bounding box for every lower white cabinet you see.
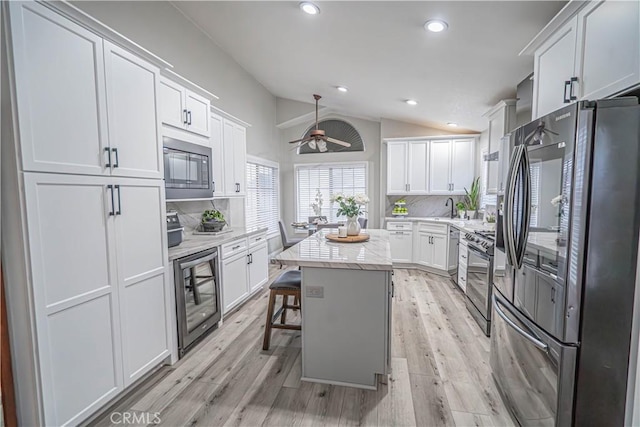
[22,173,170,426]
[415,232,447,270]
[388,230,413,263]
[221,233,268,314]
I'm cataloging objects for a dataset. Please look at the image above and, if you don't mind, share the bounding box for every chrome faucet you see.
[446,197,455,218]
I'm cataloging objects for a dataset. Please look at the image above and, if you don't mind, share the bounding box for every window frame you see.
[293,161,369,226]
[245,155,280,239]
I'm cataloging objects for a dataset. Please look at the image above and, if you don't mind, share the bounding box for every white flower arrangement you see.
[330,193,369,217]
[310,188,323,216]
[550,195,564,207]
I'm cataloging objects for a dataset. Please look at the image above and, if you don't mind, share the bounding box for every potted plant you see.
[464,177,481,219]
[330,193,369,235]
[455,201,466,219]
[201,209,226,232]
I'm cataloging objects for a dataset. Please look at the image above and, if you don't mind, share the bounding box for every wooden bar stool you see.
[263,270,302,350]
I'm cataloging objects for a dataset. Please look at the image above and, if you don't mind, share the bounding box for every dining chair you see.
[358,217,368,229]
[279,221,304,250]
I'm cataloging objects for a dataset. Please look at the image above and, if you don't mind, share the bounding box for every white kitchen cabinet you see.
[388,230,413,263]
[386,142,409,194]
[104,42,163,180]
[408,141,429,193]
[531,0,640,119]
[415,232,448,270]
[248,243,269,293]
[221,249,250,313]
[574,0,640,101]
[533,17,578,119]
[9,1,109,176]
[159,77,211,138]
[222,119,247,196]
[22,174,170,425]
[429,139,475,195]
[430,234,448,270]
[484,100,516,194]
[458,241,469,292]
[210,113,225,197]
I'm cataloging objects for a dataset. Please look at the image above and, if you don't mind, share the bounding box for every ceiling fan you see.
[288,94,352,152]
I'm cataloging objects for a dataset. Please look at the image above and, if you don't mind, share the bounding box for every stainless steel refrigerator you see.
[491,98,640,426]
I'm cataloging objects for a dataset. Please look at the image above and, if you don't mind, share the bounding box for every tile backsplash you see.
[167,199,232,232]
[385,195,467,217]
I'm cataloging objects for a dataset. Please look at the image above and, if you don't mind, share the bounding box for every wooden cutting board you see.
[325,233,370,243]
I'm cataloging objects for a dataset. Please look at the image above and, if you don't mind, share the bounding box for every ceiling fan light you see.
[309,139,317,150]
[299,2,320,15]
[318,140,328,152]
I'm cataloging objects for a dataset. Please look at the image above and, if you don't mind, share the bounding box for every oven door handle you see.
[493,293,548,352]
[467,244,491,261]
[179,252,217,270]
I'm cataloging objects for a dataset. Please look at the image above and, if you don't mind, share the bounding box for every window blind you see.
[245,158,279,236]
[295,163,367,223]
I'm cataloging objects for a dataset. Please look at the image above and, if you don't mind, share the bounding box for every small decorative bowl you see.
[202,220,226,232]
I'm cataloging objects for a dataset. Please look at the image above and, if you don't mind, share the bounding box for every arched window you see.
[298,119,364,154]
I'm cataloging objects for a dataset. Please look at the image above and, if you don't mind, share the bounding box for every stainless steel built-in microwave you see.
[163,137,213,200]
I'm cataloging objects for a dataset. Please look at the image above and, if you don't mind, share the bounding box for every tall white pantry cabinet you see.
[3,2,172,426]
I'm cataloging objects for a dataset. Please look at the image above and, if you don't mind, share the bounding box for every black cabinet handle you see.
[183,109,188,124]
[187,111,192,125]
[569,77,578,101]
[104,147,112,168]
[107,185,115,216]
[112,148,119,168]
[115,185,122,215]
[212,181,216,193]
[563,80,571,103]
[236,183,240,192]
[250,253,253,264]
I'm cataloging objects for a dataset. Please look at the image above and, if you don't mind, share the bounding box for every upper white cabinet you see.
[9,1,109,176]
[484,100,516,194]
[159,77,211,138]
[530,0,640,119]
[429,139,475,195]
[104,42,163,179]
[210,113,226,197]
[222,119,247,196]
[385,140,429,195]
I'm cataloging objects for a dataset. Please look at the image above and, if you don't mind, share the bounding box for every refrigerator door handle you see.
[504,145,523,268]
[493,293,548,352]
[515,147,532,268]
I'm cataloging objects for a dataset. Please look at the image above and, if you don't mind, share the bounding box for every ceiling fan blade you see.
[289,139,311,151]
[288,137,312,144]
[325,136,351,147]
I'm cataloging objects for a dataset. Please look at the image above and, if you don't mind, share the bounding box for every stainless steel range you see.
[462,230,495,336]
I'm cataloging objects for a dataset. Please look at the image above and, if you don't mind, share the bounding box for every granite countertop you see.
[384,216,494,235]
[274,229,393,271]
[168,227,269,261]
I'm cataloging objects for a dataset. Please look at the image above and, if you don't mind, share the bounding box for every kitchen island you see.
[275,229,393,389]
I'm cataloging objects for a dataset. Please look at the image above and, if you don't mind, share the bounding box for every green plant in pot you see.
[464,177,481,219]
[201,209,226,232]
[455,201,466,219]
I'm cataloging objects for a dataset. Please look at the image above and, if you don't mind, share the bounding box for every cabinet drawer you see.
[386,221,412,231]
[221,238,248,259]
[417,222,448,235]
[248,233,267,248]
[458,272,467,291]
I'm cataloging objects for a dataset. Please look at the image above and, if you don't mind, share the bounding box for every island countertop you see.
[274,229,393,271]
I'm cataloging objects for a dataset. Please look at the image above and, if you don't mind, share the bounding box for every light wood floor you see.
[89,267,515,427]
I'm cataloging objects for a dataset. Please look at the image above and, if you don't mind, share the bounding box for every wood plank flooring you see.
[88,267,515,427]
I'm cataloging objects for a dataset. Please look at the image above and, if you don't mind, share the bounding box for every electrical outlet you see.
[306,286,324,298]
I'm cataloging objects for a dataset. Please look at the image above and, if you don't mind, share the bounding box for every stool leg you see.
[281,295,288,324]
[263,290,277,350]
[293,294,300,309]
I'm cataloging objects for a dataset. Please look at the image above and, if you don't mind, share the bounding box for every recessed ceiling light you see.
[447,122,458,127]
[405,99,418,106]
[424,19,448,33]
[299,2,320,15]
[336,86,348,93]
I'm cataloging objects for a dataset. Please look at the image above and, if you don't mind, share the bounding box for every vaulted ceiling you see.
[172,1,565,132]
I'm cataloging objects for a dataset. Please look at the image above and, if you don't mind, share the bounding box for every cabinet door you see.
[431,234,448,271]
[407,141,429,193]
[429,140,452,194]
[233,124,247,196]
[210,114,225,197]
[104,42,162,179]
[222,119,237,195]
[23,174,122,425]
[498,135,511,194]
[386,142,408,194]
[451,139,475,194]
[185,90,211,138]
[9,2,109,176]
[159,78,186,130]
[533,17,578,119]
[388,231,413,263]
[486,113,504,194]
[575,0,640,100]
[535,272,562,337]
[112,181,169,386]
[249,243,269,293]
[222,251,250,313]
[415,233,433,266]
